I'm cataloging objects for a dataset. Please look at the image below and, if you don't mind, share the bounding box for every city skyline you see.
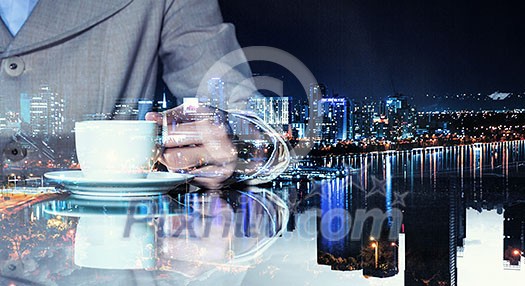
[3,80,525,151]
[220,0,525,104]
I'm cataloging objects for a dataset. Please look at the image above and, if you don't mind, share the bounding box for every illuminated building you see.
[28,93,49,136]
[351,99,377,140]
[21,84,65,139]
[249,96,290,129]
[385,94,416,140]
[372,115,389,139]
[19,93,31,123]
[318,98,348,143]
[290,123,306,138]
[291,99,309,123]
[290,99,309,139]
[309,83,328,141]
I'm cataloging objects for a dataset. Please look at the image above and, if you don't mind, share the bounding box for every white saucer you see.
[44,170,193,197]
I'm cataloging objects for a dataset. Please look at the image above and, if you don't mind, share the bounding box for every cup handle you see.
[226,110,292,185]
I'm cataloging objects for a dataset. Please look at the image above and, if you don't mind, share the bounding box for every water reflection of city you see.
[278,141,525,285]
[3,141,525,285]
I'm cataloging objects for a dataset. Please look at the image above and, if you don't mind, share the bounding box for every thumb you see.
[145,112,163,124]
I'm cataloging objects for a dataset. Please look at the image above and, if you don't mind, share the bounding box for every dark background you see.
[219,0,525,106]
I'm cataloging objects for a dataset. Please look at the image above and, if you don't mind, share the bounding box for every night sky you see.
[219,0,525,104]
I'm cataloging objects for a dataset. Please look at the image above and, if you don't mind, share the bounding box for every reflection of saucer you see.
[43,195,179,217]
[44,170,193,197]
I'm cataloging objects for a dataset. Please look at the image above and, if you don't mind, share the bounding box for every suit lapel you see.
[0,19,13,54]
[2,0,133,57]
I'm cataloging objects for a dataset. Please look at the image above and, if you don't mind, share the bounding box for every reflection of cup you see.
[157,191,289,277]
[75,120,158,179]
[74,216,156,270]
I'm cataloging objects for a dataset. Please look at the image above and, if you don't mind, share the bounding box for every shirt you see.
[0,0,38,35]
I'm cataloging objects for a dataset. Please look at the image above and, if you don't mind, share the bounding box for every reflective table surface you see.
[0,188,289,286]
[2,141,525,286]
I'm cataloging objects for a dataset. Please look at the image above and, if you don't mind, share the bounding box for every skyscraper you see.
[352,100,377,140]
[291,99,309,124]
[318,98,348,143]
[20,93,31,124]
[310,83,328,100]
[249,96,290,129]
[45,85,65,137]
[309,83,328,141]
[24,84,65,139]
[385,94,417,140]
[289,99,309,139]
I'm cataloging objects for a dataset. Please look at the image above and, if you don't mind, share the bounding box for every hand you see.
[146,105,237,189]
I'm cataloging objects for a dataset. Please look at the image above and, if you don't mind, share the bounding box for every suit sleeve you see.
[158,0,290,185]
[158,0,255,111]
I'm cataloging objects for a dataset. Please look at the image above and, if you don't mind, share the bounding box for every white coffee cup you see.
[75,120,159,179]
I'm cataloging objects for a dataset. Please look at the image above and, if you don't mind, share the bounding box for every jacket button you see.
[3,141,27,162]
[3,56,25,77]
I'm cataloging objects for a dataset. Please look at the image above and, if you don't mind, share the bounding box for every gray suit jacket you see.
[0,0,254,171]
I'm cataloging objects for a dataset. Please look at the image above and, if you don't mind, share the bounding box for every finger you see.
[160,136,236,171]
[163,121,230,148]
[162,121,205,148]
[164,105,225,124]
[145,106,187,127]
[160,146,211,170]
[163,105,187,123]
[163,133,202,148]
[145,112,162,124]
